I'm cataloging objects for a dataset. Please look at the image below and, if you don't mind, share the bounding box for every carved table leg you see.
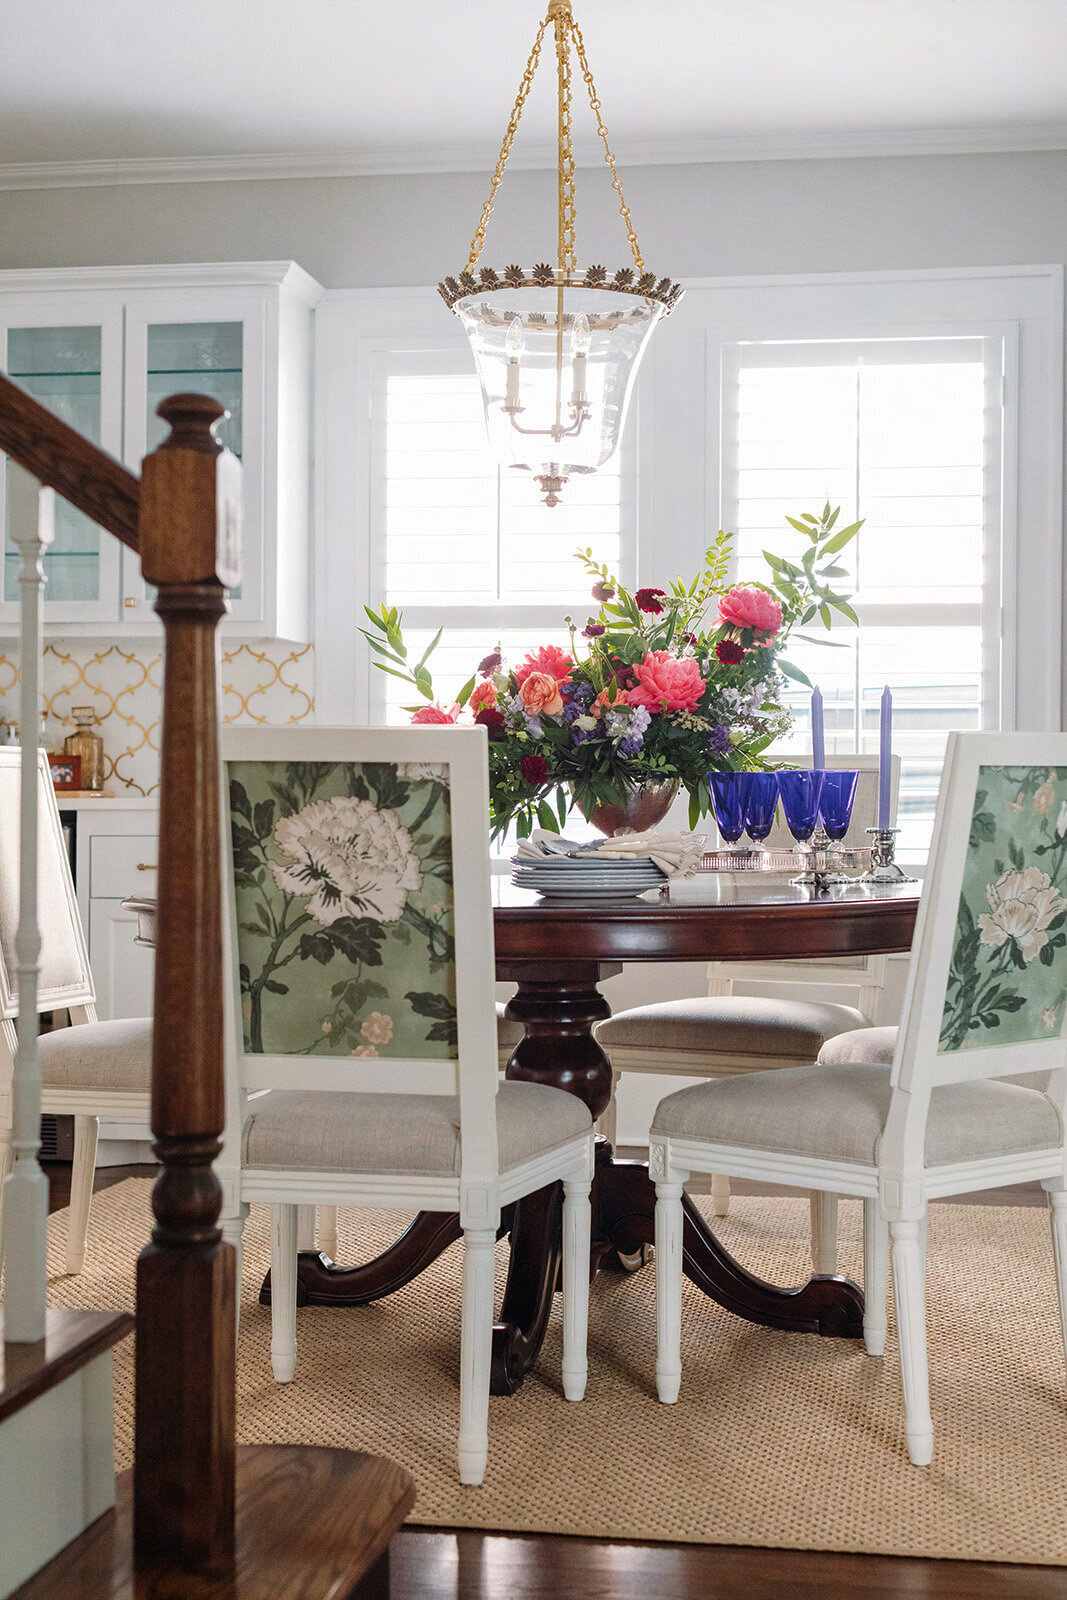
[259,1211,463,1307]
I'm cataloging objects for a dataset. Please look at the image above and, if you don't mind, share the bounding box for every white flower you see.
[270,795,421,924]
[977,866,1067,963]
[1042,1006,1059,1032]
[360,1011,393,1045]
[397,762,449,786]
[1056,800,1067,838]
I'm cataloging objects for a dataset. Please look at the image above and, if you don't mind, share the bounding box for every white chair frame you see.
[0,748,150,1275]
[216,725,594,1486]
[651,731,1067,1465]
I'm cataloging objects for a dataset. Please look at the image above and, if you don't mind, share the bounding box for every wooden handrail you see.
[0,373,140,551]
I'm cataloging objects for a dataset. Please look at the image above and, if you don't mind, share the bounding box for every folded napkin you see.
[516,830,706,878]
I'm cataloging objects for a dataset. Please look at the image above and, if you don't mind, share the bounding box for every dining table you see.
[124,874,920,1396]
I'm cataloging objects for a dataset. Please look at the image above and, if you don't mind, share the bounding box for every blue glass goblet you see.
[777,768,827,887]
[739,771,779,847]
[819,770,859,841]
[709,770,745,845]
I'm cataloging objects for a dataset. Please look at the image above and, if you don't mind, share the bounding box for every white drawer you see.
[90,833,159,899]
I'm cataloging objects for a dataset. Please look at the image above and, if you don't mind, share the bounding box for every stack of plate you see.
[511,852,666,900]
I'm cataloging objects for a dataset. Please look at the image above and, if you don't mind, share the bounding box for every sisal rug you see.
[34,1177,1067,1565]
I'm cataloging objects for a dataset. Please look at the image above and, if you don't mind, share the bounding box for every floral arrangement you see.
[362,504,862,839]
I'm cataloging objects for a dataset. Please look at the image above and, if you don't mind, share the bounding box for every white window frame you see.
[315,268,1062,736]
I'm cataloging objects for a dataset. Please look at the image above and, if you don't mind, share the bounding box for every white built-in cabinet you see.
[0,261,323,642]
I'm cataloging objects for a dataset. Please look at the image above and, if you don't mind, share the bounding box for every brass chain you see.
[556,13,577,276]
[570,15,645,275]
[466,18,550,273]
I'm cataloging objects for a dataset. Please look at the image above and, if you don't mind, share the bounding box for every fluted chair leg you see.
[318,1204,339,1260]
[891,1216,933,1465]
[458,1227,496,1486]
[810,1190,839,1275]
[270,1203,299,1383]
[296,1203,316,1252]
[598,1073,620,1148]
[65,1114,99,1273]
[655,1175,685,1403]
[710,1172,731,1217]
[862,1197,888,1355]
[0,1133,12,1270]
[1045,1185,1067,1384]
[562,1176,591,1401]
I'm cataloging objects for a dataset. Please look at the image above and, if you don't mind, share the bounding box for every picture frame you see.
[47,752,81,792]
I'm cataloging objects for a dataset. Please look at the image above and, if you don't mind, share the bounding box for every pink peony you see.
[514,644,573,688]
[411,702,458,725]
[718,585,783,638]
[469,679,498,713]
[628,651,706,713]
[519,671,564,717]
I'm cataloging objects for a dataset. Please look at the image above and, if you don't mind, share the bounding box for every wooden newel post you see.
[133,394,242,1576]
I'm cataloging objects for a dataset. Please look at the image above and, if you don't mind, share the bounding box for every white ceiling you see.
[2,0,1066,183]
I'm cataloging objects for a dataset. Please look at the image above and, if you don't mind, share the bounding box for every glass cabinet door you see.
[2,319,123,619]
[123,302,264,627]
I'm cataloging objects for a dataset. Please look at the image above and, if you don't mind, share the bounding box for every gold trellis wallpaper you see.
[0,642,314,795]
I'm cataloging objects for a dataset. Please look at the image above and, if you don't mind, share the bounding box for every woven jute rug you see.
[34,1177,1067,1564]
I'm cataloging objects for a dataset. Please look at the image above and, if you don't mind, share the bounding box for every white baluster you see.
[3,471,54,1342]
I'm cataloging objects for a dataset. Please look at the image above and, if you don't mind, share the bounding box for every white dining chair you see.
[0,748,151,1274]
[217,724,594,1486]
[597,752,900,1272]
[650,731,1067,1464]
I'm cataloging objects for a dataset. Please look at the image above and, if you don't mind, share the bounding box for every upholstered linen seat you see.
[599,996,866,1070]
[495,1002,524,1066]
[37,1016,152,1091]
[817,1025,1051,1094]
[243,1081,592,1177]
[652,1062,1060,1169]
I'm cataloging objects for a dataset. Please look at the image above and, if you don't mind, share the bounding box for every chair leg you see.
[270,1204,299,1383]
[890,1216,933,1465]
[710,1172,731,1217]
[65,1115,100,1274]
[1045,1186,1067,1384]
[318,1204,339,1260]
[598,1074,619,1148]
[458,1227,496,1486]
[655,1177,685,1403]
[0,1133,12,1270]
[562,1175,591,1402]
[862,1197,888,1356]
[296,1204,316,1253]
[810,1190,839,1275]
[221,1203,248,1337]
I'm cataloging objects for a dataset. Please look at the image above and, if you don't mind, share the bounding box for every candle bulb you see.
[504,315,524,409]
[810,685,825,771]
[570,312,590,408]
[878,685,893,830]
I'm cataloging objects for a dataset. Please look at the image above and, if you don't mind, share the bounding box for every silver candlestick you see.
[790,824,848,889]
[860,827,917,884]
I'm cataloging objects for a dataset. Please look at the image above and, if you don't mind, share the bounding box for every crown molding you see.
[0,260,325,302]
[1,124,1066,191]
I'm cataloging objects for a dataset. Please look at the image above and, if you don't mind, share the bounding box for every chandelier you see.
[438,0,682,507]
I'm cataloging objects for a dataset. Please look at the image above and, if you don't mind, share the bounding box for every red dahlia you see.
[635,587,667,614]
[477,651,502,676]
[591,580,615,602]
[474,708,507,740]
[715,639,746,665]
[520,753,550,785]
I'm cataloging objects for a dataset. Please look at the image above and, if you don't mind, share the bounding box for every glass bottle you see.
[64,706,104,791]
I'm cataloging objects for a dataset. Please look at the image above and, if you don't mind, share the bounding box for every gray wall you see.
[1,150,1066,285]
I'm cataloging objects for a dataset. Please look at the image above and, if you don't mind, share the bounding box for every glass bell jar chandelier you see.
[438,0,683,507]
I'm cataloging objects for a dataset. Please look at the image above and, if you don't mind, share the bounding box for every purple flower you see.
[571,726,594,746]
[618,736,644,757]
[562,703,582,724]
[569,682,595,704]
[709,724,732,755]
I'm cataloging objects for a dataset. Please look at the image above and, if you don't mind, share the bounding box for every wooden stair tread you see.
[11,1443,417,1600]
[0,1309,134,1425]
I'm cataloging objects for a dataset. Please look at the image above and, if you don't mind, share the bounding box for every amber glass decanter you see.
[64,706,104,791]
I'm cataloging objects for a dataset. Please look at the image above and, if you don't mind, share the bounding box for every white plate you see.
[511,854,659,871]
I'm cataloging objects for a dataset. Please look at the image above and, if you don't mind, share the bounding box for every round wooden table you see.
[125,879,920,1394]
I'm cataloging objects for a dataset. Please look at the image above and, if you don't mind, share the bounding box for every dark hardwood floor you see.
[48,1161,1067,1600]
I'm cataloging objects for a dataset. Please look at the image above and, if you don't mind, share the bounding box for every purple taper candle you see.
[878,685,892,829]
[810,685,825,770]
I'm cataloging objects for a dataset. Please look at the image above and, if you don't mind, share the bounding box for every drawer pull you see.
[137,862,158,872]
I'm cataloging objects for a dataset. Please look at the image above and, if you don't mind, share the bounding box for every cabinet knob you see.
[124,597,138,609]
[137,862,158,872]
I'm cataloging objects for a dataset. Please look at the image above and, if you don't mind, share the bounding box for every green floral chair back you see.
[940,765,1067,1053]
[227,756,458,1064]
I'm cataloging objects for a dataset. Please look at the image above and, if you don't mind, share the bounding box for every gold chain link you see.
[466,19,550,273]
[555,14,577,275]
[570,15,645,275]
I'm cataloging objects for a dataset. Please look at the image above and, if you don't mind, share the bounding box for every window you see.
[366,344,634,721]
[721,336,1004,853]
